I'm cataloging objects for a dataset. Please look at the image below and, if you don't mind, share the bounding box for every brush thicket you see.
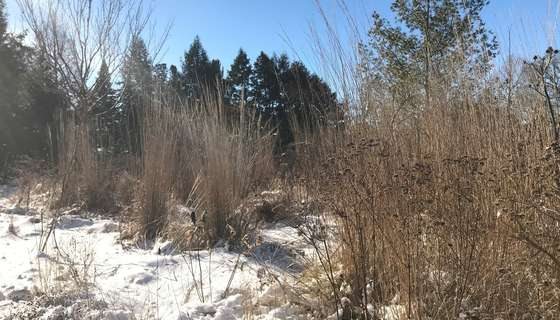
[293,61,560,318]
[137,91,274,243]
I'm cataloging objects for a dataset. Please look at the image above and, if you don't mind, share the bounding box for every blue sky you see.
[5,0,560,75]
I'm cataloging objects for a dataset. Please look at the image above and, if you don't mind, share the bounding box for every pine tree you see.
[93,60,117,116]
[273,54,291,82]
[122,36,153,97]
[250,51,279,114]
[168,64,182,99]
[0,0,31,170]
[121,36,152,154]
[284,61,338,130]
[92,59,117,151]
[0,0,6,41]
[364,0,498,107]
[226,49,252,106]
[26,51,66,161]
[153,63,169,98]
[153,63,168,85]
[208,58,223,91]
[182,36,210,99]
[271,54,293,146]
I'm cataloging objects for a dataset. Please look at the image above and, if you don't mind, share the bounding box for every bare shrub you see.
[35,237,97,303]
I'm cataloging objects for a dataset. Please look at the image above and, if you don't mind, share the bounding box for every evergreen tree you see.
[226,49,252,106]
[0,0,6,41]
[92,59,117,151]
[121,36,152,154]
[153,63,169,98]
[168,64,183,100]
[271,54,293,146]
[153,63,168,85]
[93,60,117,116]
[182,36,210,99]
[208,58,223,91]
[273,54,291,83]
[0,0,32,170]
[249,52,339,148]
[364,0,498,107]
[250,51,279,114]
[26,51,66,161]
[284,61,338,129]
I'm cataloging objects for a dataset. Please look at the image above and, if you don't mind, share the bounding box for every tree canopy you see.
[362,0,498,107]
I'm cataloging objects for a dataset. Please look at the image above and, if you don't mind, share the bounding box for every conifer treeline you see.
[0,1,339,175]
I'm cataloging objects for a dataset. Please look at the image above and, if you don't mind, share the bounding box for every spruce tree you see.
[153,63,168,85]
[226,49,252,106]
[26,51,66,161]
[93,60,117,151]
[182,36,210,99]
[208,58,223,91]
[284,61,338,130]
[168,64,182,99]
[93,60,117,116]
[0,0,6,41]
[250,51,279,114]
[153,63,169,98]
[121,36,152,154]
[0,1,30,169]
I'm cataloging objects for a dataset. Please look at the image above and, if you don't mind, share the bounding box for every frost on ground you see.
[0,185,404,319]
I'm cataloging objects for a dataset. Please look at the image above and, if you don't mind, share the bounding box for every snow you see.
[0,188,315,319]
[0,184,405,319]
[56,215,94,229]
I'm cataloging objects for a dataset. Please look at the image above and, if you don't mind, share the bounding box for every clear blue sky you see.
[5,0,560,75]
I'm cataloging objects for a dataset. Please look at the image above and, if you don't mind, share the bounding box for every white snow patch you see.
[0,187,320,319]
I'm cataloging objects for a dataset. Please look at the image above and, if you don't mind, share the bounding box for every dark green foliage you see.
[208,59,223,87]
[25,51,66,162]
[153,63,171,100]
[0,41,26,168]
[0,0,23,167]
[92,60,119,152]
[153,63,168,86]
[93,60,117,117]
[182,36,222,99]
[249,51,338,149]
[283,61,338,128]
[121,36,153,154]
[0,0,6,39]
[278,58,338,147]
[0,1,60,173]
[182,36,210,91]
[250,52,281,113]
[226,49,252,106]
[169,65,182,96]
[177,38,338,153]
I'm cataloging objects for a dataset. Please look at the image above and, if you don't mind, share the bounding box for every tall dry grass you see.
[54,112,117,212]
[280,3,560,317]
[293,65,560,318]
[136,92,275,243]
[49,86,275,247]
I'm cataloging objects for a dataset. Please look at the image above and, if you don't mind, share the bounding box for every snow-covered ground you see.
[0,184,405,320]
[0,185,320,319]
